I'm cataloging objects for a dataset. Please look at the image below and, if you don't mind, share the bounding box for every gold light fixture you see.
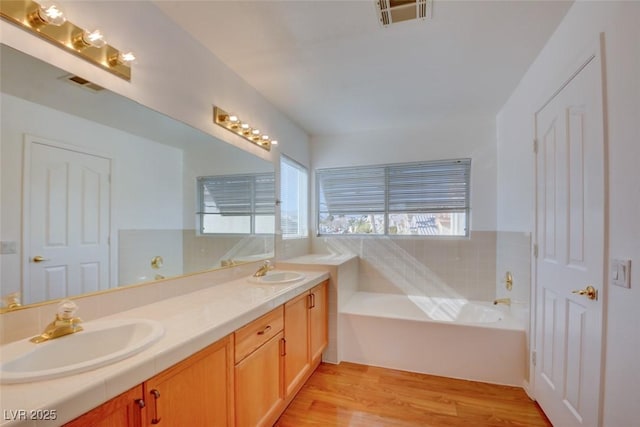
[213,106,277,151]
[0,0,134,81]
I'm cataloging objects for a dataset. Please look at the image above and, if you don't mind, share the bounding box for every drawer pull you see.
[257,325,272,335]
[150,389,161,424]
[280,337,287,356]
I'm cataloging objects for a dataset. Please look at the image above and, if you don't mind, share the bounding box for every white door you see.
[25,138,111,304]
[534,48,605,426]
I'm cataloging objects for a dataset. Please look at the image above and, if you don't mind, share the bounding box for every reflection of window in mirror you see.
[197,173,275,234]
[280,155,309,239]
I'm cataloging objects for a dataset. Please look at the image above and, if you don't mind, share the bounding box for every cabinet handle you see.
[150,389,161,424]
[257,325,272,335]
[310,293,316,309]
[280,337,287,356]
[134,398,145,409]
[308,293,314,309]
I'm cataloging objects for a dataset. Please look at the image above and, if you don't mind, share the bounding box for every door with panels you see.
[25,137,111,304]
[534,40,605,427]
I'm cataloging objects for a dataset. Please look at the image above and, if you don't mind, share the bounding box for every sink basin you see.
[0,318,164,384]
[251,271,305,284]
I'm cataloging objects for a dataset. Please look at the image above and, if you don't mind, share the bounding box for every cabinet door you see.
[235,331,284,427]
[64,385,145,427]
[284,292,310,397]
[309,281,328,364]
[144,335,233,427]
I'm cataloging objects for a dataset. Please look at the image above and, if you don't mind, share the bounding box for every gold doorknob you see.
[32,255,50,263]
[572,285,598,300]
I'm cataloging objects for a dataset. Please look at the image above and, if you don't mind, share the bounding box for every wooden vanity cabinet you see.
[64,281,328,427]
[143,335,234,426]
[64,385,146,427]
[283,280,329,401]
[234,307,285,427]
[309,281,328,365]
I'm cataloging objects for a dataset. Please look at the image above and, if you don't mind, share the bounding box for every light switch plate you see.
[0,241,17,255]
[611,258,631,288]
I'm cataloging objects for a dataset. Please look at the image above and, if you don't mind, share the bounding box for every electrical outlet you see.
[611,258,631,288]
[0,241,17,255]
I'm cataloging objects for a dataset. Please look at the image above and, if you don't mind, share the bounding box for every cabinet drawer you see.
[235,306,284,363]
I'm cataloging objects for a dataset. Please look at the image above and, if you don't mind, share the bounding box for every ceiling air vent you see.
[60,74,105,93]
[376,0,432,27]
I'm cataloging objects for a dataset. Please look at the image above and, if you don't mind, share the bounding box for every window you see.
[317,159,470,236]
[198,173,275,234]
[280,155,309,238]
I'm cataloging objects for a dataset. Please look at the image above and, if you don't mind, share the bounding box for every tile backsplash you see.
[312,231,497,301]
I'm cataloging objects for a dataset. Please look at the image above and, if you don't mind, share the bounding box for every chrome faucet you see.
[493,298,511,306]
[30,300,83,343]
[253,260,274,277]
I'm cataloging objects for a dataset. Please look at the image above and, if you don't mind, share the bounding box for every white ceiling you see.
[155,0,573,136]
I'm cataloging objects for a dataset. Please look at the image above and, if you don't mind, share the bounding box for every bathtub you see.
[339,292,526,386]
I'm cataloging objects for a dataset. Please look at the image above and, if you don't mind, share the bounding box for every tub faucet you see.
[253,260,274,277]
[30,300,83,343]
[493,298,511,306]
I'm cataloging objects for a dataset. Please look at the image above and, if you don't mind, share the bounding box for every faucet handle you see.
[57,299,79,320]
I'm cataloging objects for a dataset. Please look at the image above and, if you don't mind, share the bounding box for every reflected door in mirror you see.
[26,138,111,304]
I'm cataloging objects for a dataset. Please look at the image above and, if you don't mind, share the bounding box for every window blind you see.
[317,166,386,215]
[387,159,470,213]
[316,158,471,236]
[199,173,275,216]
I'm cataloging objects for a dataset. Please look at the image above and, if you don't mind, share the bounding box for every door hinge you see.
[533,139,538,154]
[533,244,538,258]
[532,350,537,367]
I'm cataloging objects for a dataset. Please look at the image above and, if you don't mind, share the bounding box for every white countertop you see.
[0,270,329,426]
[279,253,358,266]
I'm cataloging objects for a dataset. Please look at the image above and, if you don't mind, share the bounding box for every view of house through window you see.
[198,173,275,234]
[317,159,470,236]
[280,155,309,238]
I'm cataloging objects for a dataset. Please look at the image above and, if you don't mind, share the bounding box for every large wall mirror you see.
[0,45,275,309]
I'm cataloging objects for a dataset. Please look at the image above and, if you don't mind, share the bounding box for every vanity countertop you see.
[0,269,329,426]
[279,253,358,266]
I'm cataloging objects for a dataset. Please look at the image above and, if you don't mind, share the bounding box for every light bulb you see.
[109,51,136,67]
[30,2,66,27]
[240,123,250,130]
[228,114,239,123]
[271,140,279,146]
[83,29,106,48]
[261,135,270,141]
[251,129,260,135]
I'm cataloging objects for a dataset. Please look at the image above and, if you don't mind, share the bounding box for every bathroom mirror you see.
[0,44,275,308]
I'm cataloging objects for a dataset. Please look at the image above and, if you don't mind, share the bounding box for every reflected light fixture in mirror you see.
[0,0,134,80]
[213,107,277,151]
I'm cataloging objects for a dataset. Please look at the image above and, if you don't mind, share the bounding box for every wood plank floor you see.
[275,362,552,427]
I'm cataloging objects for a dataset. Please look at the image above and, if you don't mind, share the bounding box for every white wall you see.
[496,1,640,425]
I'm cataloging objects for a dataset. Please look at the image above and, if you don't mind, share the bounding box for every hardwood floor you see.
[275,362,552,427]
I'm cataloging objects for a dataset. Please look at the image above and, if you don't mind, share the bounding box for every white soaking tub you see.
[340,292,526,386]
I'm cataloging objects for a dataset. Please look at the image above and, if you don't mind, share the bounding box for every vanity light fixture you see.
[0,0,134,81]
[213,106,277,151]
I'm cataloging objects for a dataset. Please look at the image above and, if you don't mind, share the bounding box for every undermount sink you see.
[0,318,164,384]
[251,271,305,284]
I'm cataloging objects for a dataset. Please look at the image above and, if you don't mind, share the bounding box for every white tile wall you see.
[312,231,497,301]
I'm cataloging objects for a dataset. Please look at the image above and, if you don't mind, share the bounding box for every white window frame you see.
[280,155,309,239]
[316,158,471,237]
[197,173,275,235]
